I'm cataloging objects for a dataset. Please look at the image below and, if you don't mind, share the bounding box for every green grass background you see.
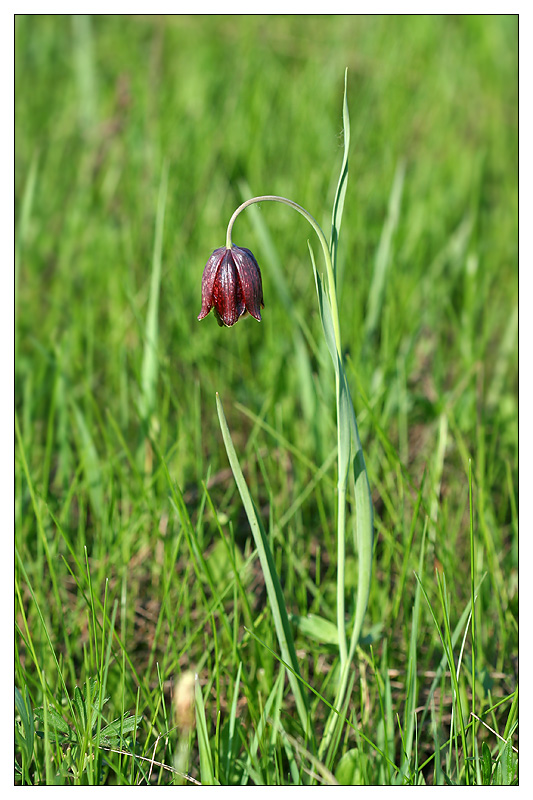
[15,14,517,785]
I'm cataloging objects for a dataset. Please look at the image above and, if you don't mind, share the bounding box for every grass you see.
[15,14,517,785]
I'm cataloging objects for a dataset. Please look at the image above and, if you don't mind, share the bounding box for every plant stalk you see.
[226,195,350,671]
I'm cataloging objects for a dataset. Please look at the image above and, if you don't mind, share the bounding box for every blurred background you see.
[15,12,517,476]
[15,14,517,784]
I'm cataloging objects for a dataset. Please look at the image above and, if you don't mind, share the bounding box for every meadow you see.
[15,14,518,785]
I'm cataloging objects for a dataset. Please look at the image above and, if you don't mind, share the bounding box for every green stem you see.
[227,195,349,670]
[336,481,348,668]
[226,196,342,352]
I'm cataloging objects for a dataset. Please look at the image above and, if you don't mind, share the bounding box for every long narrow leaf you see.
[240,667,286,785]
[399,522,427,780]
[310,219,374,662]
[330,68,350,282]
[140,163,168,424]
[364,159,405,344]
[195,675,217,785]
[216,393,311,740]
[224,662,242,781]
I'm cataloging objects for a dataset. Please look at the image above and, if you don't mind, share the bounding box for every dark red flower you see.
[198,245,264,327]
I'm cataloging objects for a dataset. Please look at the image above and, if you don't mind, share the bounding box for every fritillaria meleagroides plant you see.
[198,71,373,756]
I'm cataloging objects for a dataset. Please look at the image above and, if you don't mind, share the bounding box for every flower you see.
[198,244,264,327]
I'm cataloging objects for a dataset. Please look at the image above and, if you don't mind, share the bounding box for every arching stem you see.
[227,195,349,670]
[226,196,342,355]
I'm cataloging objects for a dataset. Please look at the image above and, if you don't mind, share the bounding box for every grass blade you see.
[140,163,168,428]
[240,667,285,785]
[415,571,471,783]
[195,675,217,785]
[364,159,405,345]
[216,393,311,741]
[224,661,242,781]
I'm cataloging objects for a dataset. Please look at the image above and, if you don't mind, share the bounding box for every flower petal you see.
[212,250,245,327]
[198,247,226,320]
[232,245,264,321]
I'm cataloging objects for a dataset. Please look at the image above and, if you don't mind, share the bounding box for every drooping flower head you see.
[198,244,264,327]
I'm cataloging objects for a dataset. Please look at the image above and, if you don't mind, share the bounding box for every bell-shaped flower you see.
[198,244,264,327]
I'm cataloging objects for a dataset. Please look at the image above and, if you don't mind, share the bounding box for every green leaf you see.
[309,242,338,368]
[71,403,105,522]
[240,667,286,786]
[206,537,245,588]
[15,686,35,762]
[74,685,88,730]
[358,622,384,646]
[195,675,217,785]
[330,67,350,282]
[291,613,338,645]
[87,678,104,732]
[140,162,168,425]
[310,245,374,660]
[364,159,405,345]
[399,523,427,780]
[503,685,518,741]
[216,393,311,742]
[99,713,142,746]
[34,706,74,743]
[442,770,457,786]
[481,741,493,786]
[15,151,39,337]
[335,748,363,785]
[498,738,516,785]
[224,662,242,782]
[308,242,352,486]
